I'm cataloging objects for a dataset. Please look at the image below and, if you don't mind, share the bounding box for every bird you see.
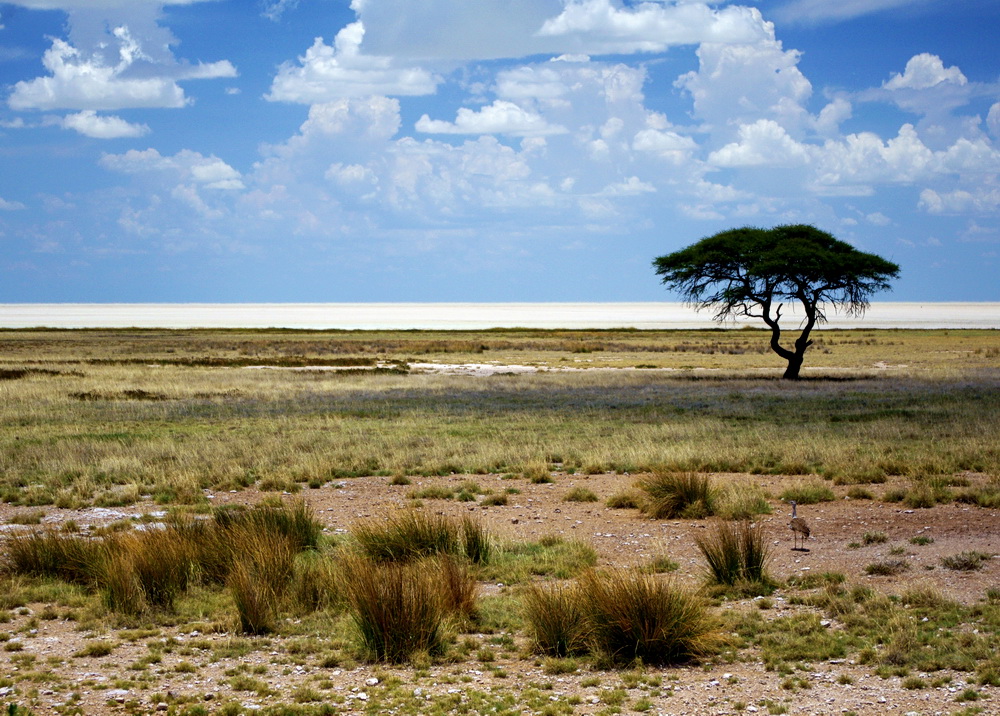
[788,500,810,551]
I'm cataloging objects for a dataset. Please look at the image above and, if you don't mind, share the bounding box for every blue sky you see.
[1,0,998,303]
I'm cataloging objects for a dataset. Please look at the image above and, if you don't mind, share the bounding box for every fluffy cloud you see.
[709,119,810,167]
[267,22,439,103]
[7,29,235,111]
[919,187,1000,214]
[883,53,967,91]
[676,37,812,136]
[416,101,567,137]
[536,0,773,54]
[59,110,150,138]
[101,148,244,190]
[989,103,1000,139]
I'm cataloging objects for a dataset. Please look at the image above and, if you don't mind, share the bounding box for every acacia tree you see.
[653,225,900,379]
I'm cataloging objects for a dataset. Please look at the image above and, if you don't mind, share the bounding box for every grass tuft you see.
[522,582,588,657]
[695,520,772,590]
[638,471,714,519]
[578,569,722,666]
[341,555,446,663]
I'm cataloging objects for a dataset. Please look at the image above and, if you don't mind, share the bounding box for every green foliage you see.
[864,559,910,576]
[212,499,321,552]
[482,536,597,584]
[638,471,714,519]
[460,515,492,565]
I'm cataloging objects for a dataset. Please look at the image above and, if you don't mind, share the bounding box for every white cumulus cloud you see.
[7,29,235,111]
[676,38,812,136]
[60,110,150,138]
[709,119,811,167]
[267,22,439,103]
[416,101,568,137]
[101,148,244,190]
[536,0,773,54]
[884,53,967,91]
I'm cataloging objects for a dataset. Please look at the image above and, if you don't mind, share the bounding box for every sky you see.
[0,0,998,303]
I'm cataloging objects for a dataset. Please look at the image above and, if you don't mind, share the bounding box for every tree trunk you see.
[782,353,804,380]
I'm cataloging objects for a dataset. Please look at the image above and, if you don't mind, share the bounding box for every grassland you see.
[1,327,998,507]
[0,327,998,715]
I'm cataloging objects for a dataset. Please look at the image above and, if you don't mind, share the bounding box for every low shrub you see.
[2,531,102,585]
[213,499,321,552]
[865,559,910,576]
[862,531,888,545]
[460,515,492,565]
[97,529,194,614]
[436,554,478,619]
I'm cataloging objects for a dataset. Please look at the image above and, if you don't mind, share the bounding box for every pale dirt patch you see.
[1,473,998,715]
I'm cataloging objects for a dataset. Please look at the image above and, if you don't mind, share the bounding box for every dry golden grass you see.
[1,328,998,506]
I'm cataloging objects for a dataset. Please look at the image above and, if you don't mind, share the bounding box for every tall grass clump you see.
[522,582,588,657]
[638,471,714,519]
[341,555,446,663]
[289,552,342,614]
[353,511,492,565]
[227,528,297,635]
[436,554,478,620]
[2,531,101,585]
[213,498,321,552]
[460,515,492,565]
[578,569,721,666]
[97,529,194,614]
[695,520,772,590]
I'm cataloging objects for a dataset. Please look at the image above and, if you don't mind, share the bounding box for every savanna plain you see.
[1,327,999,716]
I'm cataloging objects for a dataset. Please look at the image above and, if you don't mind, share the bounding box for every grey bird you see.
[789,500,810,551]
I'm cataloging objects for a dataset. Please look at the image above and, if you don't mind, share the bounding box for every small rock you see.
[365,677,379,686]
[156,703,168,712]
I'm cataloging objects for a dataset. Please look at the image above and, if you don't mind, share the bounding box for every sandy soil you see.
[1,472,998,716]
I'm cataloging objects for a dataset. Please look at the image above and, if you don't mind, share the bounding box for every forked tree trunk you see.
[782,352,805,380]
[764,302,814,380]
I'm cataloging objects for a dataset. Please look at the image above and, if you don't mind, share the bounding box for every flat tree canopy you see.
[653,225,900,379]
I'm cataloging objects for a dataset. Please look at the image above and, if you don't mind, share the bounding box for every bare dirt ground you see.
[2,472,999,716]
